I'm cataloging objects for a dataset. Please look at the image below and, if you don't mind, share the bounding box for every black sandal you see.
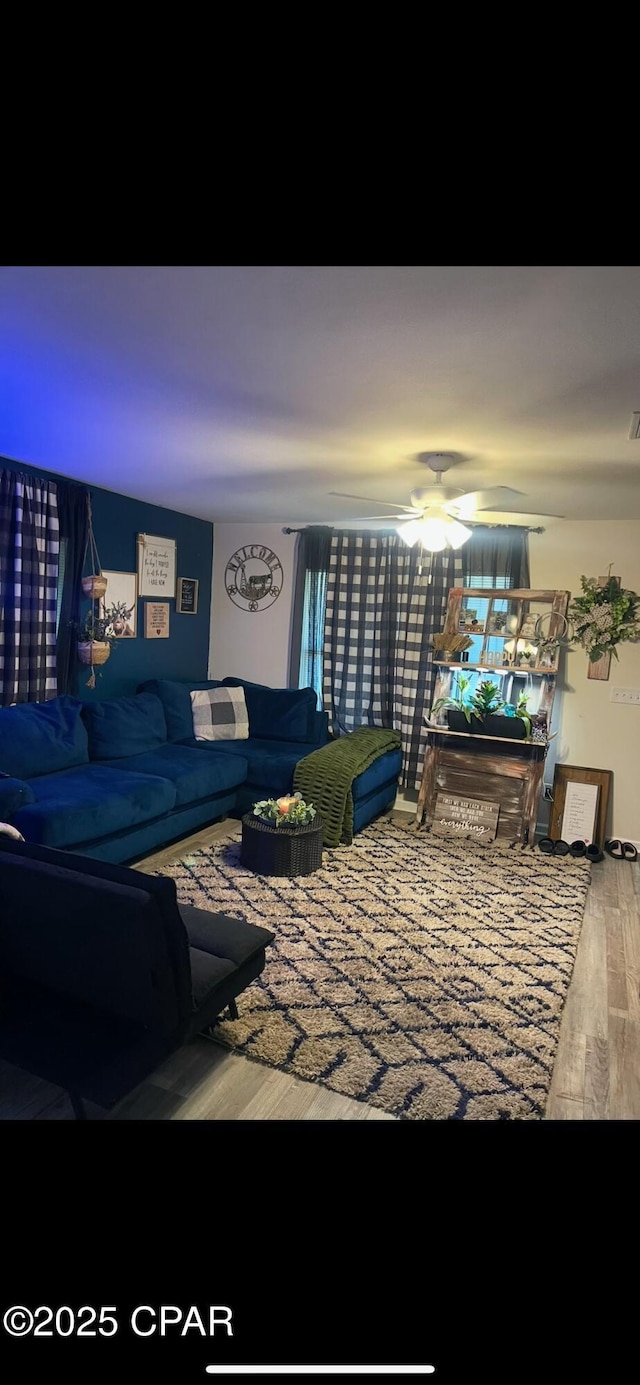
[622,841,638,861]
[586,844,604,862]
[605,839,624,859]
[569,840,587,857]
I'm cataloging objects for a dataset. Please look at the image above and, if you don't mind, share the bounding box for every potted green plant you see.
[499,693,532,740]
[75,609,117,668]
[468,680,505,734]
[430,672,475,730]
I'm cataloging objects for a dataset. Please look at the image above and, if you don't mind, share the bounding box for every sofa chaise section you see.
[0,693,247,864]
[139,676,330,815]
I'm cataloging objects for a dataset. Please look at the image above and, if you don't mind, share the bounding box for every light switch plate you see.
[610,687,640,704]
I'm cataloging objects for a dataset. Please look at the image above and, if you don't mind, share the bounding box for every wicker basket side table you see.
[240,815,324,877]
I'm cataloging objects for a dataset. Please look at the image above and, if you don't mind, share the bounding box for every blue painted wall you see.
[1,454,213,699]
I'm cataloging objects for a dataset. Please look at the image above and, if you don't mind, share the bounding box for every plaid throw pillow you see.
[190,686,249,741]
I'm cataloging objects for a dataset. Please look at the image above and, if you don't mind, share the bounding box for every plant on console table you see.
[430,677,534,739]
[252,792,317,828]
[430,672,474,730]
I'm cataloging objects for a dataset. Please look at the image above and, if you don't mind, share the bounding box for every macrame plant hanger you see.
[78,495,110,687]
[82,495,107,600]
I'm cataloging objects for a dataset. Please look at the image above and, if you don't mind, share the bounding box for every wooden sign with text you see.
[432,793,500,842]
[144,602,170,639]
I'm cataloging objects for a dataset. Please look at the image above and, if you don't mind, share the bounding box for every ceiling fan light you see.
[396,519,423,547]
[444,519,472,547]
[415,518,448,551]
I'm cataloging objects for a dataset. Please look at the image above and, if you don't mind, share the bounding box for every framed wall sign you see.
[176,577,199,614]
[137,534,177,598]
[144,602,170,639]
[549,764,612,848]
[431,793,500,843]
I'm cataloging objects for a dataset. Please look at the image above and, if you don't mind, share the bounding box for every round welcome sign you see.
[225,545,283,612]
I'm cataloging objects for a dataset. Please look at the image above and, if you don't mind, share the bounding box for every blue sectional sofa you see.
[0,679,330,864]
[140,677,330,817]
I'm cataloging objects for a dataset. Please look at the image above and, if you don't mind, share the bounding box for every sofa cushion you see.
[0,775,36,816]
[180,903,275,968]
[0,695,89,780]
[221,677,318,743]
[13,764,177,848]
[191,686,249,742]
[81,693,168,760]
[138,679,223,742]
[105,744,248,807]
[0,853,182,1031]
[351,748,403,801]
[197,736,311,798]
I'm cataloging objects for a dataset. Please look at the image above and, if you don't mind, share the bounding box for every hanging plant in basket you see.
[74,606,124,687]
[81,494,107,599]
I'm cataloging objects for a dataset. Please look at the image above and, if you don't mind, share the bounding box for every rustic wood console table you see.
[415,728,547,845]
[414,584,570,847]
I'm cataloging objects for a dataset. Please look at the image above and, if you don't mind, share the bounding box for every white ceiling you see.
[2,264,640,524]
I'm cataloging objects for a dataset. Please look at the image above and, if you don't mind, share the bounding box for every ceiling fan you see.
[329,453,562,551]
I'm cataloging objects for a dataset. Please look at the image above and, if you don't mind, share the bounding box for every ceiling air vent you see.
[628,412,640,439]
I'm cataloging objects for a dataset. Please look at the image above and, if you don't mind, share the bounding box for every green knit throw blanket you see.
[293,726,402,847]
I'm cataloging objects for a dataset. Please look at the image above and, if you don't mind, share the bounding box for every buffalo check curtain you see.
[0,471,60,705]
[322,531,463,790]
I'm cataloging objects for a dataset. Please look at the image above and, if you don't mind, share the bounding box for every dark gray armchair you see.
[0,834,274,1118]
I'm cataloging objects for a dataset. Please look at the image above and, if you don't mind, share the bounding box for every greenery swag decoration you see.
[569,572,640,662]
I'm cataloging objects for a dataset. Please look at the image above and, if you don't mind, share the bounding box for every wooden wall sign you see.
[431,793,500,842]
[586,575,619,681]
[144,602,170,638]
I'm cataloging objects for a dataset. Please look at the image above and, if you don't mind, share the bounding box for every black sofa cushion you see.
[0,854,182,1032]
[0,836,275,1112]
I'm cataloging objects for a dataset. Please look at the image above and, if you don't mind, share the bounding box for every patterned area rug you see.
[162,818,591,1120]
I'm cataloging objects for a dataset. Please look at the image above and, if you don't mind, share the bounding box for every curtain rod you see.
[282,525,545,535]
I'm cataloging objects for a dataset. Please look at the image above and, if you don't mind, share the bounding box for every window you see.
[298,568,327,706]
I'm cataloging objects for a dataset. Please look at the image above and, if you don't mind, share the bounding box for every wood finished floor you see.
[1,813,638,1120]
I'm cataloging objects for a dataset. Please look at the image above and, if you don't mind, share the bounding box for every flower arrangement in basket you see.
[252,792,316,828]
[569,572,640,662]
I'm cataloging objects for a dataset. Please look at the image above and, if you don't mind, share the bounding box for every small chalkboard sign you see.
[177,577,199,614]
[432,793,500,842]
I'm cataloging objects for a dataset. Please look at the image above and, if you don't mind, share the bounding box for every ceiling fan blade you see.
[445,486,524,517]
[469,511,566,522]
[328,491,418,514]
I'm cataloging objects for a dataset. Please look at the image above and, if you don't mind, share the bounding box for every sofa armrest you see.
[0,776,36,816]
